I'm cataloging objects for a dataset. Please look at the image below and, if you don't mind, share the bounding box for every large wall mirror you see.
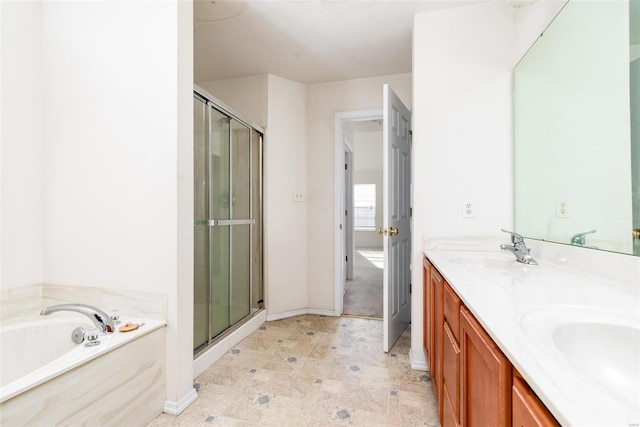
[514,0,639,256]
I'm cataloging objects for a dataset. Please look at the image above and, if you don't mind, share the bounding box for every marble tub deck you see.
[149,315,438,426]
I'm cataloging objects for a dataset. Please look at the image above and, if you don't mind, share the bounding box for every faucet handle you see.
[570,229,597,246]
[501,229,524,244]
[109,310,121,325]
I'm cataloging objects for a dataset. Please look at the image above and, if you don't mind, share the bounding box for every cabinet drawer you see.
[512,372,559,427]
[442,321,460,424]
[443,281,461,341]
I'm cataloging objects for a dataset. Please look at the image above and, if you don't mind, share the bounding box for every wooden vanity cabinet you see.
[512,370,559,427]
[424,256,556,426]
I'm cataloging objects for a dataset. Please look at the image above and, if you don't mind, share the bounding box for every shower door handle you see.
[216,219,255,226]
[194,219,255,226]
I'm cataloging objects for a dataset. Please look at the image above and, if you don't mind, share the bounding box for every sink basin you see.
[553,322,640,399]
[522,305,640,405]
[448,254,522,271]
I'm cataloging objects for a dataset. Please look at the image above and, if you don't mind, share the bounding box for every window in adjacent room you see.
[354,184,376,230]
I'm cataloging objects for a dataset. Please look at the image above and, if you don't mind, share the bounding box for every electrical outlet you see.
[293,190,304,202]
[462,200,475,218]
[556,199,569,218]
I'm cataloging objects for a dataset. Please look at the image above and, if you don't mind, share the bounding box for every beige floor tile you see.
[335,383,389,414]
[221,403,264,423]
[261,373,315,399]
[197,364,251,387]
[352,409,401,427]
[149,315,438,427]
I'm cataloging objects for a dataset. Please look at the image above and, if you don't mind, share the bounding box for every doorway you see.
[342,119,384,319]
[334,86,412,352]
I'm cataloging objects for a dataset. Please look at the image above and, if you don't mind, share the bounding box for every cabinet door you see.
[460,306,511,427]
[443,389,461,427]
[431,266,445,420]
[512,371,559,427]
[443,321,460,426]
[423,257,432,359]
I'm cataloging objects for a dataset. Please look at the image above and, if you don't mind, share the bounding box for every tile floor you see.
[149,315,439,426]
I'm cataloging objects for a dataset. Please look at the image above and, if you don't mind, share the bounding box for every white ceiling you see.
[194,0,479,85]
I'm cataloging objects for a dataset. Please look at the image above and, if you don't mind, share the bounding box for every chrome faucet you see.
[40,303,115,334]
[500,229,538,265]
[570,229,596,247]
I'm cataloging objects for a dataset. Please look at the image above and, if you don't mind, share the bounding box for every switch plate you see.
[556,199,569,218]
[293,191,304,202]
[462,200,475,218]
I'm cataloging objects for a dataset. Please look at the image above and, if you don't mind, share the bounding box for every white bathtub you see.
[0,315,167,426]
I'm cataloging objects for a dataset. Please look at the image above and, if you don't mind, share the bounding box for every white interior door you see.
[382,84,412,352]
[344,149,355,281]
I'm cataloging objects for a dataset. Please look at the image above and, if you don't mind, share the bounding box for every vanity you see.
[422,238,639,426]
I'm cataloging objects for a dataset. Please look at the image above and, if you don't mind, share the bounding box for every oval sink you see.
[521,305,640,406]
[553,322,640,400]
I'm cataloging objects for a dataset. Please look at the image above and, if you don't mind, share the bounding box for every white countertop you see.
[424,238,640,426]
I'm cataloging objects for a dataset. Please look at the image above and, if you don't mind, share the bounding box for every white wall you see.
[353,131,383,249]
[265,75,309,315]
[1,0,195,413]
[307,73,412,312]
[42,1,181,292]
[0,1,45,291]
[197,75,268,128]
[411,2,517,366]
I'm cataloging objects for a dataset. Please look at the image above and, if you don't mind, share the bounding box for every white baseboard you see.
[193,311,266,378]
[307,308,338,317]
[266,307,338,321]
[163,388,198,415]
[409,346,429,371]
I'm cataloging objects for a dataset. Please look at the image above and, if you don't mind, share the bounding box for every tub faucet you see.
[570,229,596,247]
[40,303,115,334]
[500,229,538,265]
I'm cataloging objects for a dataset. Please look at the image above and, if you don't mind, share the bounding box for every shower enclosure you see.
[193,90,264,355]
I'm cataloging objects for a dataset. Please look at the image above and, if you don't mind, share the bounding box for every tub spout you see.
[40,304,115,334]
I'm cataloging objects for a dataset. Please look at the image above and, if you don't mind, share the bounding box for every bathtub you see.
[0,315,166,425]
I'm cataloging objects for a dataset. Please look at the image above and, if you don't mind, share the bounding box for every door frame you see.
[333,108,383,316]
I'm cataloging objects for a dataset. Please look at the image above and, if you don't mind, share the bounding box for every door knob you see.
[388,227,399,236]
[377,227,388,236]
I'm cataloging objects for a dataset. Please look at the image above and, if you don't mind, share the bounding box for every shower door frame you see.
[193,87,264,357]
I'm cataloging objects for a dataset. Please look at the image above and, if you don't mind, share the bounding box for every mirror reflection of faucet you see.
[570,229,597,247]
[500,229,538,265]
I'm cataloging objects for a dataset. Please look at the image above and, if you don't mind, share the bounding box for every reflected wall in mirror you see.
[515,0,640,256]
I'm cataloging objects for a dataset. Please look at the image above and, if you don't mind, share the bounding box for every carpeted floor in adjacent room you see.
[343,249,383,319]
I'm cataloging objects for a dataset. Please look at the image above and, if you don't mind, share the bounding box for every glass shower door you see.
[193,95,210,350]
[194,93,262,354]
